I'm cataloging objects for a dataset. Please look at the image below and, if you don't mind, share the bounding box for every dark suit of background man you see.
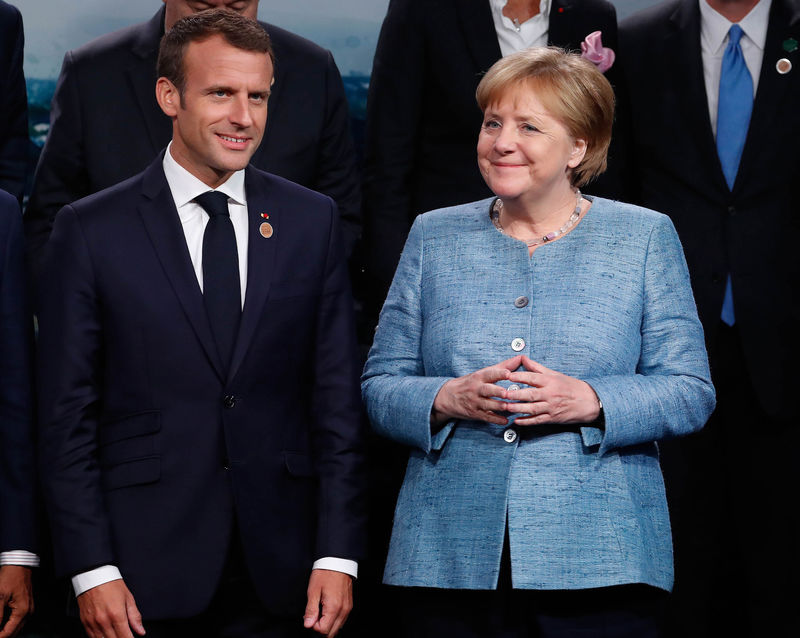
[37,9,365,638]
[617,0,800,635]
[25,0,361,278]
[0,189,35,638]
[362,0,619,315]
[0,1,28,203]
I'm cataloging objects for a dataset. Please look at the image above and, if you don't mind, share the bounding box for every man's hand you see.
[303,569,353,637]
[0,566,33,638]
[77,580,145,638]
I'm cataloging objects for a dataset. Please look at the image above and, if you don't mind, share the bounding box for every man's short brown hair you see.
[157,8,273,105]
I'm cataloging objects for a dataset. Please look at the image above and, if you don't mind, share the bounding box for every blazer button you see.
[511,337,525,352]
[503,429,518,443]
[223,395,236,409]
[514,296,529,308]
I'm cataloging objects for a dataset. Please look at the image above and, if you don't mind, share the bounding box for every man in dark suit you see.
[0,1,27,203]
[0,189,35,638]
[37,10,365,638]
[362,0,618,314]
[25,0,361,275]
[617,0,800,635]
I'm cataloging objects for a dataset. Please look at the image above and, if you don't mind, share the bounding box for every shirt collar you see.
[162,142,247,223]
[489,0,551,25]
[700,0,771,55]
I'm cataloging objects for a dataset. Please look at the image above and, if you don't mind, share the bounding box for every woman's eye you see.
[483,120,501,130]
[522,123,538,133]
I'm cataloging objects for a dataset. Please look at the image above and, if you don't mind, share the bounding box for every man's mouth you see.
[218,134,249,143]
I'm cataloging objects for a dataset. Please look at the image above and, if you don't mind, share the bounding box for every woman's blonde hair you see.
[476,47,614,187]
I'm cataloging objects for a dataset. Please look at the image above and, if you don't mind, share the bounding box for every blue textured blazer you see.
[362,196,715,591]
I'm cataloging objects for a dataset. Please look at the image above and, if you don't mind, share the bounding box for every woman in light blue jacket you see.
[362,47,715,637]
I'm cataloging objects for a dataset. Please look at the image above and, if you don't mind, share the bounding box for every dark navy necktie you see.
[195,191,241,370]
[716,24,752,326]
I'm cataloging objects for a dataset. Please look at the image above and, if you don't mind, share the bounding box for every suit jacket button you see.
[503,429,518,443]
[511,338,525,352]
[514,296,529,308]
[727,205,736,215]
[223,395,236,408]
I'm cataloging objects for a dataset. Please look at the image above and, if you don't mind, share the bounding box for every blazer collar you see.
[736,0,800,189]
[127,8,171,157]
[664,0,730,192]
[456,0,503,73]
[138,154,226,381]
[227,166,278,383]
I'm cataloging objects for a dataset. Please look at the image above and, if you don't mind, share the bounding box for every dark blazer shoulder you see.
[67,9,162,67]
[620,0,684,38]
[262,21,333,65]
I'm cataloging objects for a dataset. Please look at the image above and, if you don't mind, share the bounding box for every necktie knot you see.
[727,24,744,48]
[195,191,230,218]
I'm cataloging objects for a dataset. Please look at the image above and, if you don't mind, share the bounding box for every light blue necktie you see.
[716,24,752,326]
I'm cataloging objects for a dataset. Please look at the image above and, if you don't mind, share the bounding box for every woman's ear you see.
[568,138,588,168]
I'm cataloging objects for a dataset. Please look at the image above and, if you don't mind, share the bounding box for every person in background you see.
[37,11,364,638]
[362,0,618,319]
[362,47,715,638]
[617,0,800,634]
[25,0,361,278]
[0,189,36,638]
[0,1,28,203]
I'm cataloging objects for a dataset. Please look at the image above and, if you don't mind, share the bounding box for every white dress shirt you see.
[72,145,357,596]
[700,0,771,136]
[490,0,551,57]
[0,550,39,567]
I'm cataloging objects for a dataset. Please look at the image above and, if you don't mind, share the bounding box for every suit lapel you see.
[455,0,502,72]
[127,8,172,155]
[667,0,730,192]
[228,168,278,382]
[737,0,800,190]
[137,157,226,380]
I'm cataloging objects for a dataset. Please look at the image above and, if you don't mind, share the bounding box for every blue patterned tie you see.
[716,24,752,326]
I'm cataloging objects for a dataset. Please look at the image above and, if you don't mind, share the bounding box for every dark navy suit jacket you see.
[37,159,365,618]
[0,189,35,554]
[0,1,28,202]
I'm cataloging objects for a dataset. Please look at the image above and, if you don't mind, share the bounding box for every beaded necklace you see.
[490,189,583,247]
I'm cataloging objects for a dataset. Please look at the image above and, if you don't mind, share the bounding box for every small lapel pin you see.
[260,213,269,219]
[777,58,792,74]
[259,222,273,238]
[783,38,798,53]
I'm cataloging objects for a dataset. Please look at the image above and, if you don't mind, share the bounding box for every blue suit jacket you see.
[0,189,34,553]
[37,158,365,618]
[362,196,715,591]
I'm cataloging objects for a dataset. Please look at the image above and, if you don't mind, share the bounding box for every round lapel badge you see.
[777,58,792,74]
[259,222,273,238]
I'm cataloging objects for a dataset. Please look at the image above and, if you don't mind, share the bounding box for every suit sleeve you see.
[361,216,455,455]
[310,198,366,560]
[25,51,92,282]
[312,52,362,259]
[582,215,716,454]
[37,205,114,578]
[0,6,28,203]
[362,0,426,312]
[0,195,35,553]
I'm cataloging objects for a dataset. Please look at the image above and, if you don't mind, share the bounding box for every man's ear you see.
[155,77,179,117]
